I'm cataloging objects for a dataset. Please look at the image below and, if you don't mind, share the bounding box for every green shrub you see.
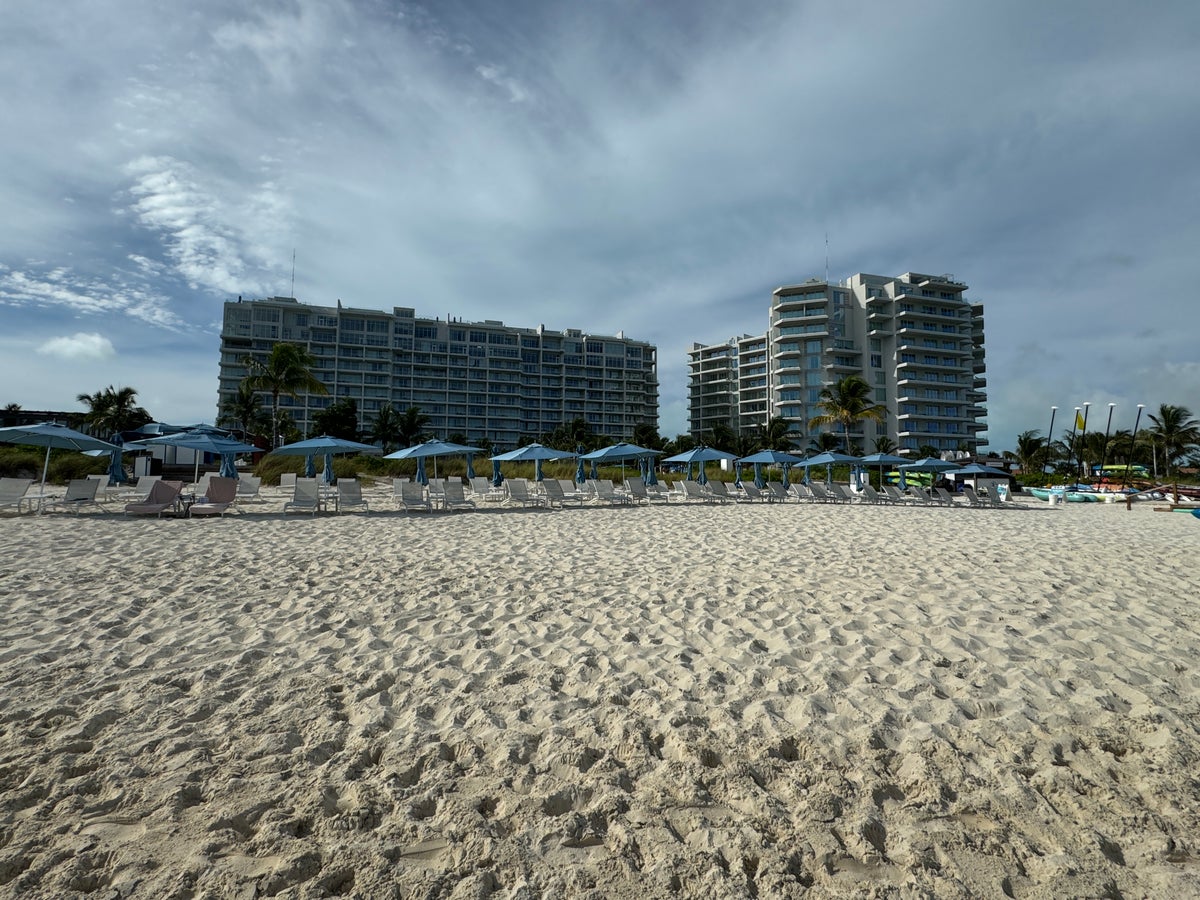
[0,447,108,483]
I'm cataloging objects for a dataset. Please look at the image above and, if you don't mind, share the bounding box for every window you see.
[870,354,882,368]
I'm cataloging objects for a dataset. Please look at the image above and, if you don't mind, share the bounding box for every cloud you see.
[37,332,116,361]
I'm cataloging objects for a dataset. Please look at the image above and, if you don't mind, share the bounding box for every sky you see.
[3,0,1198,451]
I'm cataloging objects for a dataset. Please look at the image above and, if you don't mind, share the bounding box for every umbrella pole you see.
[39,445,51,513]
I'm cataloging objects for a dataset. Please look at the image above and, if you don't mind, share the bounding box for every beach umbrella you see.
[466,454,476,480]
[274,435,381,456]
[304,455,316,477]
[0,422,122,508]
[645,460,657,486]
[490,442,574,482]
[782,464,791,489]
[801,450,860,485]
[662,445,736,486]
[107,432,129,485]
[219,452,238,479]
[899,457,961,489]
[753,463,765,488]
[321,453,335,484]
[492,458,504,487]
[131,429,257,485]
[385,438,483,481]
[575,445,586,485]
[580,441,662,482]
[737,449,805,490]
[954,463,1010,477]
[415,456,427,485]
[858,452,908,488]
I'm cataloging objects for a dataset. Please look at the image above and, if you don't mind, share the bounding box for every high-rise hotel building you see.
[218,296,659,448]
[688,271,985,454]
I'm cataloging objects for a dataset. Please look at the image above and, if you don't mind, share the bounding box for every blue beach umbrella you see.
[385,438,483,481]
[466,453,476,480]
[415,456,427,485]
[131,428,257,485]
[754,463,765,488]
[492,458,504,487]
[859,452,908,489]
[107,432,128,485]
[305,455,316,478]
[575,445,586,485]
[322,452,335,484]
[590,459,599,480]
[534,458,544,482]
[802,450,860,485]
[219,452,238,479]
[0,422,122,505]
[782,464,791,489]
[645,461,657,486]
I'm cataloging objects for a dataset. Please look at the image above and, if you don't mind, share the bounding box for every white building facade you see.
[219,297,659,448]
[688,271,985,454]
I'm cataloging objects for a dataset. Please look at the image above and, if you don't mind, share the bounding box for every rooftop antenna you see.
[290,249,296,299]
[824,231,829,283]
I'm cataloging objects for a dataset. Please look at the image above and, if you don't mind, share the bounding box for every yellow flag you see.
[1075,410,1086,431]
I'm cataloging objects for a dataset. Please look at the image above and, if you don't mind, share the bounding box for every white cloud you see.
[36,332,116,361]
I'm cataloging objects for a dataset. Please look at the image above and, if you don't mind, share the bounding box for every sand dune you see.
[2,495,1199,897]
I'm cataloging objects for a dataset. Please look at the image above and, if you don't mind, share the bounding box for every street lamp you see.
[1045,406,1057,473]
[1122,404,1144,488]
[1077,402,1091,480]
[1099,402,1116,481]
[1067,407,1081,481]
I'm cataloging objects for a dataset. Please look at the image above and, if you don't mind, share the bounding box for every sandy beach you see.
[2,493,1199,898]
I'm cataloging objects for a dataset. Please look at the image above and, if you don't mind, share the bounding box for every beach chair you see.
[120,475,161,502]
[191,476,239,517]
[680,480,716,503]
[981,487,1006,508]
[283,478,322,515]
[860,484,890,505]
[828,484,857,503]
[506,478,547,508]
[542,479,581,508]
[335,478,370,514]
[907,486,936,505]
[558,479,589,504]
[400,481,432,514]
[934,487,960,507]
[441,480,475,512]
[807,483,838,503]
[883,485,913,504]
[236,475,263,503]
[279,472,297,493]
[45,478,103,514]
[0,478,35,514]
[626,476,668,504]
[592,479,634,505]
[960,485,989,508]
[706,480,732,504]
[124,480,183,517]
[738,483,767,502]
[193,472,215,499]
[767,481,791,502]
[470,476,504,502]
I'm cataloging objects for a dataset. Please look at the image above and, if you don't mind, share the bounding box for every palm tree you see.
[760,416,800,452]
[1013,430,1045,475]
[397,406,430,448]
[219,381,270,439]
[871,435,898,455]
[243,343,328,448]
[808,375,886,453]
[1148,404,1200,479]
[706,422,738,453]
[368,404,404,453]
[75,385,151,436]
[808,432,843,453]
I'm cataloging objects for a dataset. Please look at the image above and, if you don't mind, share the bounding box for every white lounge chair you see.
[120,475,161,502]
[883,485,913,504]
[0,477,35,514]
[279,472,298,493]
[191,476,239,517]
[400,481,432,514]
[283,478,322,515]
[766,481,791,502]
[506,479,547,508]
[236,475,263,502]
[590,479,633,505]
[961,485,989,508]
[680,480,716,503]
[336,478,370,513]
[705,480,732,504]
[125,480,184,517]
[469,476,504,502]
[441,480,475,512]
[45,478,103,514]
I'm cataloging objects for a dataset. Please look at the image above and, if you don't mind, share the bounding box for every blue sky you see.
[3,1,1198,450]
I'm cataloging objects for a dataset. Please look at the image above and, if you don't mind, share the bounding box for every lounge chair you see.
[542,479,582,508]
[883,485,914,504]
[860,485,890,505]
[190,477,239,517]
[470,476,504,502]
[0,478,35,514]
[626,476,668,504]
[46,478,103,514]
[441,480,475,512]
[934,487,960,507]
[506,479,547,508]
[335,478,370,513]
[558,479,589,504]
[907,486,937,505]
[193,472,216,499]
[125,480,184,517]
[961,485,989,508]
[279,472,297,493]
[283,478,322,515]
[738,484,767,502]
[680,480,716,503]
[706,481,732,503]
[236,475,263,502]
[400,481,432,514]
[766,481,791,502]
[120,475,161,502]
[590,479,633,505]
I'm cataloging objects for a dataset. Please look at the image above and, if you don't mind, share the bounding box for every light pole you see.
[1122,404,1144,487]
[1077,402,1091,480]
[1067,407,1081,482]
[1045,406,1057,474]
[1099,402,1116,481]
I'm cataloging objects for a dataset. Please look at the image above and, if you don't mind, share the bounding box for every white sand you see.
[2,494,1199,898]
